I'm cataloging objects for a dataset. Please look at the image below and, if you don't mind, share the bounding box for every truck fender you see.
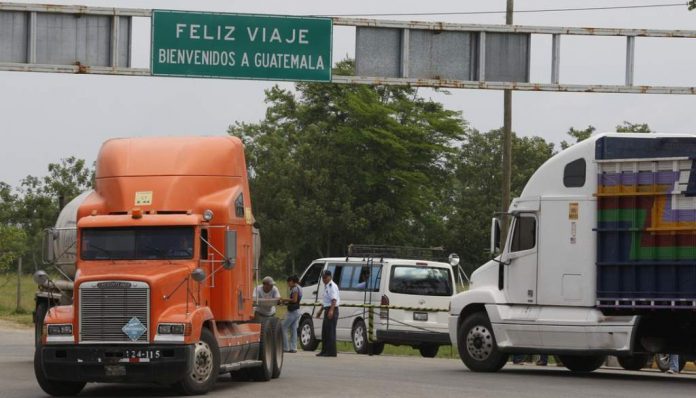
[449,288,504,350]
[156,304,215,342]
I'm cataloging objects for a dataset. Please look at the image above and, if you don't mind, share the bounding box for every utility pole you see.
[501,0,514,242]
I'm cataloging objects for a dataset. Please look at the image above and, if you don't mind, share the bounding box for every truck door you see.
[503,213,539,304]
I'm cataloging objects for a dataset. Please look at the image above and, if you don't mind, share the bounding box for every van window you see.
[563,158,586,188]
[510,215,536,252]
[326,263,345,287]
[389,266,453,296]
[300,263,324,287]
[341,264,382,291]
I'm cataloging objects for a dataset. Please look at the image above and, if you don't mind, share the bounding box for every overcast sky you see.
[1,0,695,186]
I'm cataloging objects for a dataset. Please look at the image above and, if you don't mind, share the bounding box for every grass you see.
[0,274,36,327]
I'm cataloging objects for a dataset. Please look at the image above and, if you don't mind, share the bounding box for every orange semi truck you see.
[33,136,283,396]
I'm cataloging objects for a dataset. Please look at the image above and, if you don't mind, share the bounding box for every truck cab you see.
[34,136,282,396]
[450,133,696,373]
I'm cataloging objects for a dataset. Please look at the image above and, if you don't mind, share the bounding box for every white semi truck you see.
[450,133,696,372]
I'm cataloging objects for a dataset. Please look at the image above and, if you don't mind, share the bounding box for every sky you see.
[1,0,695,186]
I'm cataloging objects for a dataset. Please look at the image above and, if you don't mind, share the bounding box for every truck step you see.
[220,360,263,372]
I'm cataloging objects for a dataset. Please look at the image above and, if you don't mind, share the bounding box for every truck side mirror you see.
[490,217,502,256]
[224,230,237,269]
[42,228,56,263]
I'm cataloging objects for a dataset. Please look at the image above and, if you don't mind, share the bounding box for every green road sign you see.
[151,10,332,82]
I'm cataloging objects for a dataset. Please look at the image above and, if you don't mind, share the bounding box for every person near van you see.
[281,275,302,353]
[253,276,280,320]
[667,354,680,374]
[315,270,340,357]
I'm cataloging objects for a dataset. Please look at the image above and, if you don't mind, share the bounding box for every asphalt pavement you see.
[3,322,696,398]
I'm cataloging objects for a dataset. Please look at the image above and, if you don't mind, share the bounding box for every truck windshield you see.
[81,227,195,260]
[389,266,453,296]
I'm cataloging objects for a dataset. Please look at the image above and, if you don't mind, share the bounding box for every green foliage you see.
[446,129,555,270]
[689,0,695,11]
[560,125,595,150]
[230,60,466,273]
[615,121,651,133]
[0,225,27,272]
[1,157,93,270]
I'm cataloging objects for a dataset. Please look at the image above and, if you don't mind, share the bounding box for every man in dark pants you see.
[316,269,340,357]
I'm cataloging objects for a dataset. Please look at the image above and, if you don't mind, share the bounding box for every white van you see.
[297,256,459,357]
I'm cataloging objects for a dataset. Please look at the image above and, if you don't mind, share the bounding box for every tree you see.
[0,225,26,272]
[5,157,93,270]
[229,60,466,275]
[561,121,651,149]
[561,126,595,150]
[446,129,555,270]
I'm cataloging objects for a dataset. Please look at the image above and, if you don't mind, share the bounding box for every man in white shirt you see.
[315,270,340,357]
[253,276,281,319]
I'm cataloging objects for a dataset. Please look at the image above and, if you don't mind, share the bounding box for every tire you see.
[34,348,85,396]
[370,342,385,356]
[419,344,439,358]
[617,354,651,371]
[299,316,319,351]
[352,320,369,355]
[559,355,606,373]
[175,328,220,395]
[457,312,508,372]
[270,318,283,379]
[35,301,48,348]
[249,319,273,382]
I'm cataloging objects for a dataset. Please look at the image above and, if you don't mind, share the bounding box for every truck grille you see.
[79,281,150,343]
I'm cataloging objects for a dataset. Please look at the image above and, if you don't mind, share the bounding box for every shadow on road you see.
[77,377,253,397]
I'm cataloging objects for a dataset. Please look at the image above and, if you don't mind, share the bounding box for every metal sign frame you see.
[1,2,696,94]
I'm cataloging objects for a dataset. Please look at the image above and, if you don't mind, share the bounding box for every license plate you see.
[413,312,428,321]
[124,349,161,360]
[105,365,126,377]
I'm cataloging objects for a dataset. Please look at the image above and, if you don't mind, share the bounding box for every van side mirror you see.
[490,217,502,256]
[224,230,237,269]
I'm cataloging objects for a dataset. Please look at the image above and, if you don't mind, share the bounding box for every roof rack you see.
[347,244,445,261]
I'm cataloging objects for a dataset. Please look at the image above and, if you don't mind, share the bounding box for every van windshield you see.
[389,266,453,296]
[81,227,195,261]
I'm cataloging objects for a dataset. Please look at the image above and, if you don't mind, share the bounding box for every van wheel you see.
[352,320,370,354]
[559,355,606,373]
[299,316,319,351]
[175,328,220,395]
[34,348,85,396]
[270,318,283,379]
[249,319,273,381]
[457,312,508,372]
[419,344,439,358]
[617,354,651,371]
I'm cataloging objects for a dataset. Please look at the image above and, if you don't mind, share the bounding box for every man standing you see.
[316,270,340,357]
[253,276,280,320]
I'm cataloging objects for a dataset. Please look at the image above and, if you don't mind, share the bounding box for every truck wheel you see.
[299,316,319,351]
[559,355,606,373]
[34,348,85,396]
[175,328,220,395]
[419,344,439,358]
[352,320,369,354]
[457,312,508,372]
[35,301,48,348]
[249,319,273,381]
[270,318,283,379]
[617,354,651,371]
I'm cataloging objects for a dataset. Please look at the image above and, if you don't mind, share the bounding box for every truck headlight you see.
[47,324,73,335]
[158,323,188,335]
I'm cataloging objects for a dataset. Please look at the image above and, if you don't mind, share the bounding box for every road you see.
[3,322,696,398]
